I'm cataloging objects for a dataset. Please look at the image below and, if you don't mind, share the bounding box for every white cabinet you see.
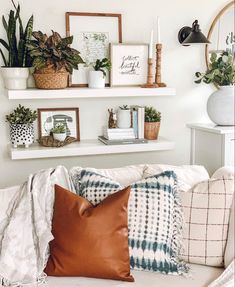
[188,124,234,175]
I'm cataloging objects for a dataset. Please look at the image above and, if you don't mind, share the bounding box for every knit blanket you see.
[208,260,235,287]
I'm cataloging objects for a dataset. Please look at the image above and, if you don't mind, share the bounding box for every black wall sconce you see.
[178,20,211,46]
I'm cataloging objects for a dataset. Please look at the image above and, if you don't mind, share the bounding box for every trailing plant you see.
[27,31,84,74]
[195,51,235,86]
[93,58,111,77]
[51,124,66,134]
[119,105,130,110]
[145,107,161,122]
[6,105,37,125]
[0,0,33,67]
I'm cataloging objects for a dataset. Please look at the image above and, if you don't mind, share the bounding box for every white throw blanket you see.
[0,166,72,287]
[208,260,235,287]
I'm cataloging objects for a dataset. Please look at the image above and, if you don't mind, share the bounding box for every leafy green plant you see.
[119,105,130,110]
[27,31,84,74]
[145,107,161,122]
[93,58,111,77]
[195,51,235,86]
[0,0,33,67]
[6,105,37,125]
[51,124,66,134]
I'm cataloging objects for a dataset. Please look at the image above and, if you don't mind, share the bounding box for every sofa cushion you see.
[45,185,134,282]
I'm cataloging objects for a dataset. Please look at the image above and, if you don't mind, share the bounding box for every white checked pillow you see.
[181,177,234,267]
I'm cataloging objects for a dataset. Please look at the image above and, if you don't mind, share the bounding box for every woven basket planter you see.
[144,122,160,140]
[34,68,69,89]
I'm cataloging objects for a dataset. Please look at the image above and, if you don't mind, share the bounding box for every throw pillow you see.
[181,177,234,267]
[77,170,189,275]
[45,184,134,282]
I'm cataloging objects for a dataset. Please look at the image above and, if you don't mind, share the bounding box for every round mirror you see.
[205,1,235,67]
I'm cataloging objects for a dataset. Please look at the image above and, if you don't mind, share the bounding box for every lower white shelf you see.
[9,137,175,160]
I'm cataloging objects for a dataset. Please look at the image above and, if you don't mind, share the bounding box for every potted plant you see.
[6,105,37,148]
[195,51,235,126]
[27,31,84,89]
[117,105,131,129]
[88,58,111,88]
[144,107,161,140]
[0,1,33,90]
[51,124,67,142]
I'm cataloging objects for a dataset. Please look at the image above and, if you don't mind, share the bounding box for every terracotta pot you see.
[144,122,160,140]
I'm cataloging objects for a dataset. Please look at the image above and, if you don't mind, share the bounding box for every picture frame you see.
[110,43,149,87]
[37,108,80,141]
[65,12,122,87]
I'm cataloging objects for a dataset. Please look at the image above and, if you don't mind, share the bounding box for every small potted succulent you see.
[6,105,37,148]
[144,106,161,140]
[0,1,33,90]
[117,105,131,129]
[88,58,111,88]
[27,31,84,89]
[51,124,67,142]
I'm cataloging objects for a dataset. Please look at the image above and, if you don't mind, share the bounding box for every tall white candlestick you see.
[149,29,153,58]
[157,16,161,43]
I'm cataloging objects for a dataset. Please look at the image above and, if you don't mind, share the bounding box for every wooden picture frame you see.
[38,108,80,141]
[66,12,122,87]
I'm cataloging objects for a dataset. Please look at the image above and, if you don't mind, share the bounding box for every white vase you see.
[53,133,67,142]
[10,123,34,148]
[207,86,234,126]
[117,109,131,129]
[1,67,29,90]
[88,71,105,89]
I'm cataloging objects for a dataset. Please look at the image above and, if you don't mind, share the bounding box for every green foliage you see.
[0,0,33,67]
[6,105,37,125]
[195,51,235,86]
[93,58,111,77]
[51,124,66,134]
[27,31,84,74]
[119,105,130,110]
[145,106,161,122]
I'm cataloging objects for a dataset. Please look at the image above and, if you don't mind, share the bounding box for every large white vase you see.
[1,67,29,90]
[117,109,131,129]
[207,86,234,126]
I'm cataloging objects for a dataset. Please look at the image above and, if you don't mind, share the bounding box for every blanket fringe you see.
[0,273,47,287]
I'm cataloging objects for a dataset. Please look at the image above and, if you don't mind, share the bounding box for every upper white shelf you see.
[6,87,176,100]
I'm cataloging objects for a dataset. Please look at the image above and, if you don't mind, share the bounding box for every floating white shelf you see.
[6,87,176,100]
[10,137,175,160]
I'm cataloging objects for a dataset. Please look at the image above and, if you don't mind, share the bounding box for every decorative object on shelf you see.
[117,105,131,128]
[110,44,149,87]
[103,127,135,140]
[88,58,111,88]
[131,105,145,139]
[0,1,33,90]
[51,124,67,142]
[155,44,166,87]
[195,51,235,126]
[178,20,210,46]
[66,12,122,87]
[27,31,83,89]
[38,135,76,148]
[6,105,37,148]
[144,106,161,140]
[38,108,80,141]
[108,109,117,128]
[141,58,158,88]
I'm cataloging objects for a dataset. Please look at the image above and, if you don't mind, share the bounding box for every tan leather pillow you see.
[45,184,134,282]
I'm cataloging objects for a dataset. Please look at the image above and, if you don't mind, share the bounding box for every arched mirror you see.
[205,1,235,67]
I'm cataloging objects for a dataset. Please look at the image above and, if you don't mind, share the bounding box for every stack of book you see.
[131,106,145,139]
[103,128,136,140]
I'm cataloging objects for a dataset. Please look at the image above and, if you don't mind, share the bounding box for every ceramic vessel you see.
[207,86,234,126]
[1,67,29,90]
[144,122,160,140]
[88,71,105,88]
[53,133,67,142]
[117,109,131,129]
[10,123,34,148]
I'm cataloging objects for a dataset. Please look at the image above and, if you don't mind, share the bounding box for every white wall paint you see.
[0,0,227,188]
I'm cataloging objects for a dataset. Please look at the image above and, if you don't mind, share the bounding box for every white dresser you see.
[188,123,234,175]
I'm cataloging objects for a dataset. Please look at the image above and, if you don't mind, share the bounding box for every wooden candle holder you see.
[141,58,158,88]
[155,44,166,87]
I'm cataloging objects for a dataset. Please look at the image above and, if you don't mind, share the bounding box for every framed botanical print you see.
[110,44,149,87]
[66,12,122,87]
[38,108,80,141]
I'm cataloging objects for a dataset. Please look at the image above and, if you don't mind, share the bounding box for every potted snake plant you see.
[144,107,161,140]
[27,31,84,89]
[0,0,33,90]
[88,58,111,88]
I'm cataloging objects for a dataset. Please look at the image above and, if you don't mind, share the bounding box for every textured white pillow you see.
[212,166,234,180]
[143,164,209,192]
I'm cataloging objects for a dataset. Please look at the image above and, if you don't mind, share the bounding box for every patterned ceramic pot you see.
[10,123,34,148]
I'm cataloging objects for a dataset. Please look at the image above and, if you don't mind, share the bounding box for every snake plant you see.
[0,0,33,67]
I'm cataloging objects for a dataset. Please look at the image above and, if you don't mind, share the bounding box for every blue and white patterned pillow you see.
[71,169,189,275]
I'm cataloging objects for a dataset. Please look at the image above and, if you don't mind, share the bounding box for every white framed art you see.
[110,44,149,87]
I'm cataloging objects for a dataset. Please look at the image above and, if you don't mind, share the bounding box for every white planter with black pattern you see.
[10,123,34,148]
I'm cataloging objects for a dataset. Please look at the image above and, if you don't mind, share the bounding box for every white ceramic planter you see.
[27,67,35,88]
[1,67,29,90]
[117,109,131,129]
[88,71,105,89]
[10,123,34,148]
[53,133,67,142]
[207,86,234,126]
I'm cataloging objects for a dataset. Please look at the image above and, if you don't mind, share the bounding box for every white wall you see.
[0,0,227,188]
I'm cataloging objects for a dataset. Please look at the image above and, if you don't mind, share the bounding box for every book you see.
[103,127,135,140]
[131,110,138,138]
[131,106,145,139]
[98,136,148,145]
